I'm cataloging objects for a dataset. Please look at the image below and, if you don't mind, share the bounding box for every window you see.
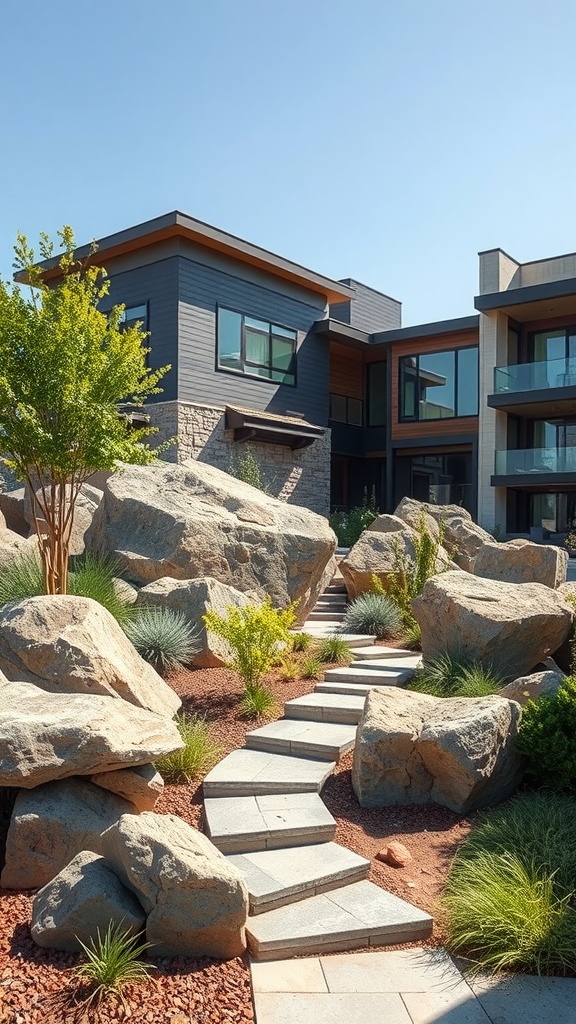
[217,307,297,386]
[329,393,363,425]
[399,347,478,421]
[119,303,148,332]
[367,361,387,426]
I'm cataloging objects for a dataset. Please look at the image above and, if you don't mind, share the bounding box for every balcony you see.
[493,446,576,488]
[488,358,576,417]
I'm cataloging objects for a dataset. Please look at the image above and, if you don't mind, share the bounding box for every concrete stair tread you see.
[284,692,366,724]
[246,879,433,959]
[316,680,401,696]
[203,748,335,798]
[350,657,422,672]
[352,645,419,660]
[307,612,346,622]
[226,842,370,914]
[323,666,414,684]
[205,792,336,854]
[299,630,376,646]
[246,719,357,761]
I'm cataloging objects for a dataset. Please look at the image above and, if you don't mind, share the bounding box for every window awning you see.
[225,405,325,450]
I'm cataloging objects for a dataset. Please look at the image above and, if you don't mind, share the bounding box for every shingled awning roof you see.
[225,405,325,450]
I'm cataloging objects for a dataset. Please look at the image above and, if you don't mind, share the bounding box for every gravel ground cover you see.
[0,661,472,1024]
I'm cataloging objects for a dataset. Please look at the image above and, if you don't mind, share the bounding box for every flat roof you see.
[474,279,576,312]
[18,211,356,305]
[370,314,479,345]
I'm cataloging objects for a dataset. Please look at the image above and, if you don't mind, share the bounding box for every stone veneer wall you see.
[148,401,331,517]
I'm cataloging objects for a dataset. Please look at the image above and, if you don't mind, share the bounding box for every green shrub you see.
[124,606,200,675]
[203,598,296,691]
[515,677,576,792]
[408,653,503,698]
[387,513,449,637]
[343,592,402,639]
[228,447,270,493]
[301,656,323,680]
[239,685,277,719]
[329,489,378,547]
[443,791,576,974]
[155,714,221,783]
[73,922,153,1006]
[290,631,313,653]
[315,635,352,664]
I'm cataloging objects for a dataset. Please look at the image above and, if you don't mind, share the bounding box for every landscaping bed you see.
[0,663,473,1024]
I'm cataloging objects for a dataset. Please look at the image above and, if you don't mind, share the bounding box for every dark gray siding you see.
[330,279,402,333]
[178,256,330,425]
[102,256,179,402]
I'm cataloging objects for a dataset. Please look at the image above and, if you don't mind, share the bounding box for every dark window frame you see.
[119,301,149,333]
[529,324,576,362]
[398,345,479,422]
[329,393,364,426]
[216,304,298,388]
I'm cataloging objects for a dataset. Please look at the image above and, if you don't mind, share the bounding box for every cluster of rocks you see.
[0,596,248,958]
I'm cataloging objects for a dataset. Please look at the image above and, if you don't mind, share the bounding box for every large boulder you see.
[0,487,27,536]
[352,687,523,813]
[0,595,180,717]
[101,812,248,959]
[0,677,182,788]
[340,514,452,600]
[394,497,443,539]
[0,528,38,569]
[1,778,134,889]
[474,541,568,589]
[443,517,494,572]
[85,461,336,626]
[135,576,251,668]
[499,670,565,706]
[412,571,573,679]
[90,763,164,811]
[31,851,145,952]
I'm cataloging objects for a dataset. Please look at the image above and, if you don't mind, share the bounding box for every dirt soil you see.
[0,661,473,1024]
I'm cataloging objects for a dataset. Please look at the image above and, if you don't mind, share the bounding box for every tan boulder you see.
[135,576,252,667]
[85,460,336,626]
[31,851,145,952]
[1,778,134,889]
[90,763,164,811]
[340,514,451,600]
[0,528,38,569]
[101,812,248,959]
[499,670,565,706]
[0,595,180,717]
[0,677,183,788]
[394,497,442,539]
[352,687,523,813]
[24,482,102,556]
[474,541,567,588]
[0,487,27,536]
[442,517,494,572]
[412,571,573,679]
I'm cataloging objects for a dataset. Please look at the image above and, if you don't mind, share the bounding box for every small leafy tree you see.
[0,227,170,594]
[385,513,449,638]
[203,598,296,691]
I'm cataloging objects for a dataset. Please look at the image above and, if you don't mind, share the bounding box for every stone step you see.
[336,547,350,556]
[350,656,422,672]
[205,793,336,854]
[299,630,375,647]
[316,680,400,697]
[352,645,419,660]
[284,692,365,725]
[315,594,348,606]
[246,719,357,761]
[306,611,346,622]
[226,842,370,915]
[203,748,335,798]
[323,666,414,685]
[314,600,347,612]
[246,879,433,960]
[324,583,347,595]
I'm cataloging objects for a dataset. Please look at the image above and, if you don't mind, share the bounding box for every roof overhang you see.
[371,315,479,345]
[313,318,371,349]
[475,278,576,320]
[17,211,355,305]
[487,387,576,418]
[225,405,325,450]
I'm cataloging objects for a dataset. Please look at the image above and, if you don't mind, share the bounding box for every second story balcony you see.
[488,358,576,417]
[493,445,576,486]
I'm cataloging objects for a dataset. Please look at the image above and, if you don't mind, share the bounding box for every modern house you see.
[31,213,576,536]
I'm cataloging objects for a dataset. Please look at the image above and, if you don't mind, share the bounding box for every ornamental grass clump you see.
[443,791,576,974]
[315,635,352,664]
[343,592,403,639]
[155,713,221,783]
[73,922,154,1006]
[124,606,200,675]
[408,653,503,698]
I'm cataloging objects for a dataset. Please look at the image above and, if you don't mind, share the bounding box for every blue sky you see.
[1,0,575,324]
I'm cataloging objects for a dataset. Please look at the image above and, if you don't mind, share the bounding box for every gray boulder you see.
[101,812,248,959]
[0,528,38,569]
[90,763,164,811]
[443,517,494,572]
[31,851,145,952]
[1,778,134,889]
[0,676,182,788]
[0,487,27,536]
[352,687,523,813]
[474,541,568,589]
[340,514,452,600]
[135,576,252,667]
[412,571,573,679]
[85,460,336,627]
[0,595,180,717]
[499,670,565,706]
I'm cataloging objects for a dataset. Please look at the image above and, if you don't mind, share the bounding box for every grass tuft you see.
[342,592,403,639]
[155,713,221,783]
[289,632,313,653]
[301,656,323,680]
[239,686,277,719]
[315,635,352,664]
[408,653,503,698]
[124,606,200,675]
[73,922,153,1006]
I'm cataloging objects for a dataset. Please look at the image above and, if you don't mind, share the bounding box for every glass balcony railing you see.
[494,447,576,476]
[493,358,576,393]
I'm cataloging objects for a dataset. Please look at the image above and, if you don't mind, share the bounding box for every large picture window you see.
[217,307,297,386]
[399,347,478,421]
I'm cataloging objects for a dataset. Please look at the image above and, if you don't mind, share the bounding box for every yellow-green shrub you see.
[203,598,296,691]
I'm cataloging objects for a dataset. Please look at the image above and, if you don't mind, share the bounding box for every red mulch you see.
[0,660,473,1024]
